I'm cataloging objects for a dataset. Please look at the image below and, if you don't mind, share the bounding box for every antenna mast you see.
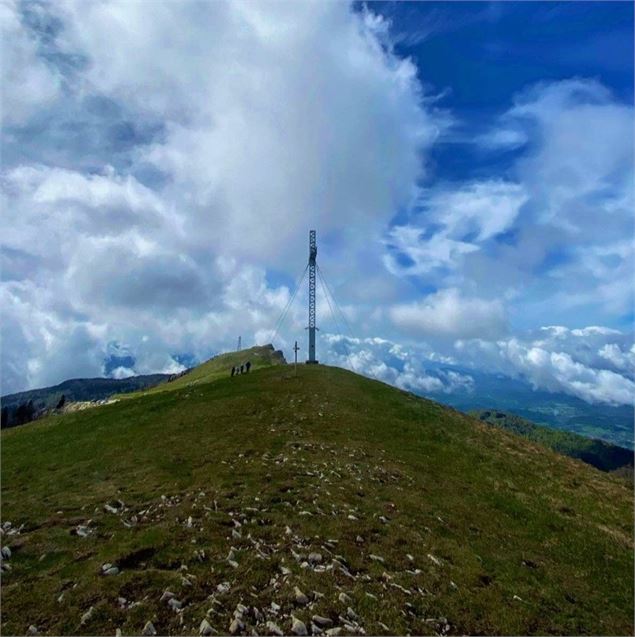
[306,230,319,364]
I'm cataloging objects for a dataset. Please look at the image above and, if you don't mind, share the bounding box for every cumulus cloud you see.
[1,1,441,393]
[389,288,507,340]
[0,0,62,126]
[455,325,635,406]
[320,333,474,395]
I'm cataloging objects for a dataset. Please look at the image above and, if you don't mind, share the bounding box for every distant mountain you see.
[0,345,286,429]
[420,363,634,450]
[472,409,634,476]
[1,374,172,429]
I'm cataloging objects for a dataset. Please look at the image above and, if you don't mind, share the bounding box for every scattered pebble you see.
[199,618,215,635]
[229,617,244,634]
[142,621,157,636]
[294,586,309,605]
[80,607,94,626]
[291,617,308,636]
[266,621,284,636]
[312,615,333,628]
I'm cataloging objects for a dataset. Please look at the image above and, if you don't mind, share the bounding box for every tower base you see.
[305,360,319,365]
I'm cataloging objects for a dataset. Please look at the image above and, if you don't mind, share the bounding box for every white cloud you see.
[384,180,528,276]
[320,333,473,396]
[455,325,635,406]
[1,1,441,393]
[389,288,507,340]
[0,0,62,126]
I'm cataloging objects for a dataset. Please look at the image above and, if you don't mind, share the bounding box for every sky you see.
[1,0,634,413]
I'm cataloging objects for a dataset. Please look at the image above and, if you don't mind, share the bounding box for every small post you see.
[237,336,242,351]
[293,341,300,376]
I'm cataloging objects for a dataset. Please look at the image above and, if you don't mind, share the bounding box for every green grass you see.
[120,345,285,399]
[472,409,634,475]
[1,364,633,636]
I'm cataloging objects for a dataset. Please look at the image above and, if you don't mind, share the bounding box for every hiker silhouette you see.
[240,364,244,374]
[245,361,251,373]
[230,367,235,377]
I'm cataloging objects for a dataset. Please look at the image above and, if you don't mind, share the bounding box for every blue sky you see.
[1,0,633,413]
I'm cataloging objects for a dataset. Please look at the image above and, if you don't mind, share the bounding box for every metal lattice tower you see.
[306,230,318,364]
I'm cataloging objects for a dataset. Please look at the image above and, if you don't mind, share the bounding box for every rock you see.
[76,525,91,537]
[308,553,323,565]
[266,621,284,636]
[312,616,333,628]
[325,629,342,636]
[80,607,94,625]
[229,618,244,634]
[346,608,358,622]
[379,516,388,524]
[337,592,351,604]
[26,625,38,635]
[217,581,231,594]
[115,629,122,637]
[1,546,11,559]
[104,504,119,514]
[406,554,414,562]
[117,597,127,608]
[291,617,308,636]
[142,621,157,636]
[355,536,363,544]
[280,566,292,576]
[427,553,441,566]
[369,554,384,563]
[161,590,176,603]
[199,618,215,635]
[294,586,309,605]
[270,601,281,613]
[103,566,120,576]
[168,598,182,611]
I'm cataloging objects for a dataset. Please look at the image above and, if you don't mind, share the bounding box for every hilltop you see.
[145,345,286,394]
[1,358,632,636]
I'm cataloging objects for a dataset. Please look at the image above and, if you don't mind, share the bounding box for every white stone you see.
[229,618,244,634]
[266,621,284,636]
[294,586,309,605]
[291,618,308,636]
[80,607,94,625]
[312,616,333,628]
[142,621,157,636]
[199,618,215,635]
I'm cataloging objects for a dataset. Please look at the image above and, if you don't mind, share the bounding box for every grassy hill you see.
[472,409,634,475]
[125,345,286,397]
[1,361,632,636]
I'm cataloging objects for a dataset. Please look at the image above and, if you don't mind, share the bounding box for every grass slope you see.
[127,345,286,398]
[1,364,633,636]
[472,409,634,474]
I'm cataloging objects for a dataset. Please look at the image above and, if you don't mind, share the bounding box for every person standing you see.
[245,361,251,373]
[230,366,235,377]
